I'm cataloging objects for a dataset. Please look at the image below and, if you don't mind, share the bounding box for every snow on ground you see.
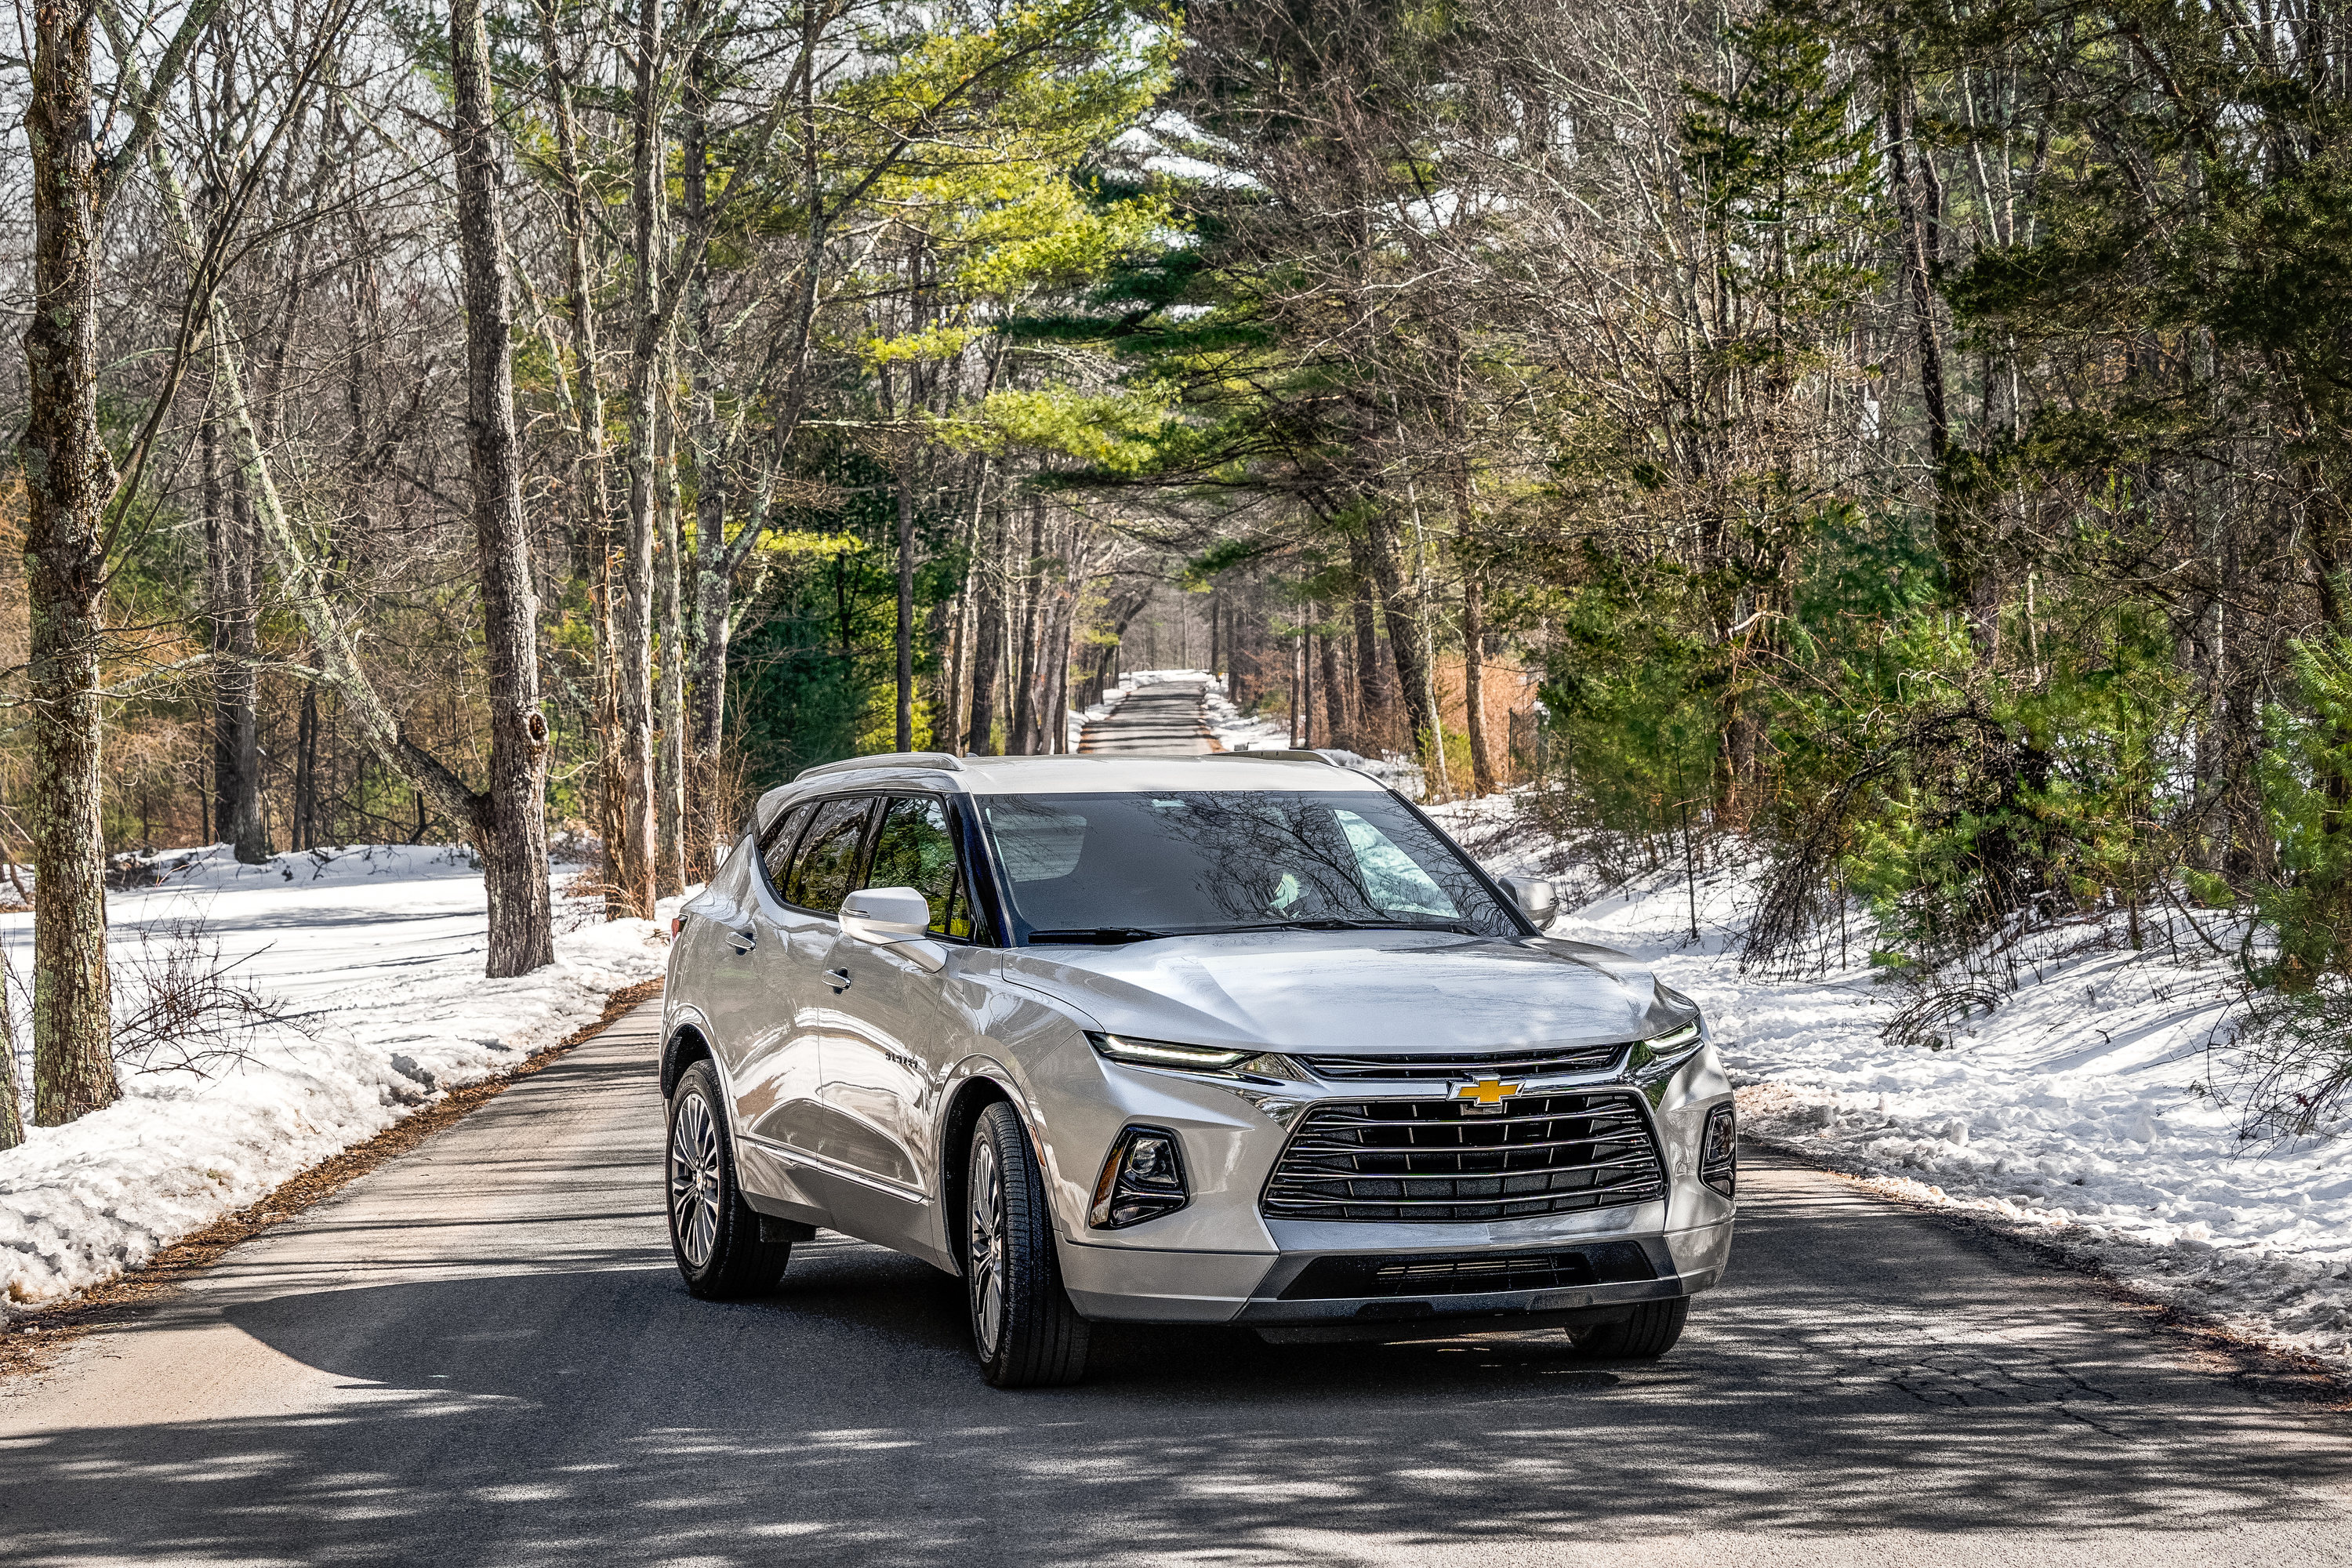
[1432,795,2352,1371]
[0,844,675,1314]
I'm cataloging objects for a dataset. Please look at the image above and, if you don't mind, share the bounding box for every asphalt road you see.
[6,1002,2352,1567]
[1077,678,1215,754]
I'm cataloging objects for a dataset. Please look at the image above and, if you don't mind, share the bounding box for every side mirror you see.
[840,886,947,972]
[1500,875,1559,930]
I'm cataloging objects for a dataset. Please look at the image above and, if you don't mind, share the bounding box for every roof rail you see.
[793,751,965,782]
[1205,749,1347,766]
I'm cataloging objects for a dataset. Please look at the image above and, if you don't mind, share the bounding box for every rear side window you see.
[786,797,875,913]
[863,796,992,942]
[760,802,816,896]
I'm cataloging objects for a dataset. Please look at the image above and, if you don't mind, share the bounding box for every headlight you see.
[1628,1018,1707,1103]
[1086,1032,1305,1080]
[1089,1126,1190,1228]
[1087,1032,1255,1071]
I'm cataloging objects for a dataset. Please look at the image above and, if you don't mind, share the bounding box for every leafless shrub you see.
[110,917,300,1077]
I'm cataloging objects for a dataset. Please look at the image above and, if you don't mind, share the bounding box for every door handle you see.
[728,928,757,955]
[823,967,852,993]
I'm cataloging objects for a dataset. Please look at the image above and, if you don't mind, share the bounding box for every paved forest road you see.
[1077,677,1215,754]
[7,1004,2352,1567]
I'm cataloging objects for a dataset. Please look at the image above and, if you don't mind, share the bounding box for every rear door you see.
[702,800,811,1081]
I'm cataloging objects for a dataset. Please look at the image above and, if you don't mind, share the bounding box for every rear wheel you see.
[1570,1297,1689,1359]
[667,1060,791,1299]
[966,1102,1090,1388]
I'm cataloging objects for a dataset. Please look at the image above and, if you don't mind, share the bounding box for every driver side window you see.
[863,796,992,942]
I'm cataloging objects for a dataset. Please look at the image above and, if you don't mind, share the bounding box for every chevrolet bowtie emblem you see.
[1456,1076,1522,1115]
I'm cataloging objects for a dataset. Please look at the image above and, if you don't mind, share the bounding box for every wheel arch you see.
[661,1019,714,1101]
[938,1073,1017,1279]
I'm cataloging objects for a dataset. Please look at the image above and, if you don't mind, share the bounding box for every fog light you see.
[1701,1104,1737,1197]
[1089,1127,1190,1229]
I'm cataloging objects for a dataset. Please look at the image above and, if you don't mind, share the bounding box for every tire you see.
[965,1102,1091,1388]
[666,1060,791,1300]
[1570,1297,1689,1360]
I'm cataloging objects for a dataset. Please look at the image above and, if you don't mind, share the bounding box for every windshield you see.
[977,789,1524,943]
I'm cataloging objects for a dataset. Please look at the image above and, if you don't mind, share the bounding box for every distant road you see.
[1078,677,1216,755]
[5,1001,2352,1566]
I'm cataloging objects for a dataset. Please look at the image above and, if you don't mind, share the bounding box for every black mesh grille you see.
[1294,1044,1624,1081]
[1279,1240,1658,1299]
[1261,1091,1668,1223]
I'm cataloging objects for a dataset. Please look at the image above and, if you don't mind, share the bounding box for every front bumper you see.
[1060,1214,1733,1327]
[1028,1033,1738,1329]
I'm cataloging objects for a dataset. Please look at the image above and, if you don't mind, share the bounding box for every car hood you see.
[999,930,1689,1054]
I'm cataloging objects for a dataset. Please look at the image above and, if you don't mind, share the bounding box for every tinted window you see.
[976,789,1519,942]
[786,797,874,913]
[864,797,962,935]
[760,802,816,895]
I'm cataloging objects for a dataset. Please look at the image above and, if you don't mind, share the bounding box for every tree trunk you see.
[452,0,555,975]
[881,366,918,751]
[655,351,686,898]
[1011,503,1045,754]
[21,0,118,1126]
[216,466,267,862]
[965,506,1007,755]
[531,0,624,907]
[614,0,665,919]
[0,968,21,1152]
[1460,568,1497,796]
[1360,510,1439,761]
[1345,533,1392,750]
[293,683,319,851]
[1320,619,1345,754]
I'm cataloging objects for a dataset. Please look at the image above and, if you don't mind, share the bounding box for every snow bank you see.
[0,844,673,1314]
[1429,796,2352,1370]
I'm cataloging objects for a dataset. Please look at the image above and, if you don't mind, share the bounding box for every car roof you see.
[754,752,1388,822]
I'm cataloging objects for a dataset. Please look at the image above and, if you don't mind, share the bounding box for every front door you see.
[818,794,990,1203]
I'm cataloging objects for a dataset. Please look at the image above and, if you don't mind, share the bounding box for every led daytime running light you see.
[1088,1032,1254,1071]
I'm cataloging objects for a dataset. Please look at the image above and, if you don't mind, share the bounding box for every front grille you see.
[1294,1044,1624,1081]
[1261,1091,1667,1223]
[1279,1240,1657,1299]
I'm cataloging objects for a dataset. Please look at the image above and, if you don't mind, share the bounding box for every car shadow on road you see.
[13,1163,2352,1566]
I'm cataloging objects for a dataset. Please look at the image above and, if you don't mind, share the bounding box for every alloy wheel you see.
[670,1091,722,1269]
[968,1136,1005,1356]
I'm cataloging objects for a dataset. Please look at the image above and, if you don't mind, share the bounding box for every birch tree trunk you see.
[452,0,556,975]
[656,354,686,898]
[21,0,118,1124]
[0,972,21,1152]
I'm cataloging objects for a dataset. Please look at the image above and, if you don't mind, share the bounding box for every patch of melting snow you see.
[0,844,676,1313]
[1427,794,2352,1374]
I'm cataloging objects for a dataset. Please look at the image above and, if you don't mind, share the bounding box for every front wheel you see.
[966,1102,1090,1388]
[1570,1296,1689,1359]
[667,1060,791,1299]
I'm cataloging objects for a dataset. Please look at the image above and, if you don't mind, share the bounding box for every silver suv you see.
[661,751,1735,1387]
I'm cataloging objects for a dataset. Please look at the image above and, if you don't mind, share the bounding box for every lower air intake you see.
[1279,1240,1659,1300]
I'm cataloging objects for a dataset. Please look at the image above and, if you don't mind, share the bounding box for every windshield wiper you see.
[1023,927,1176,945]
[1207,918,1484,937]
